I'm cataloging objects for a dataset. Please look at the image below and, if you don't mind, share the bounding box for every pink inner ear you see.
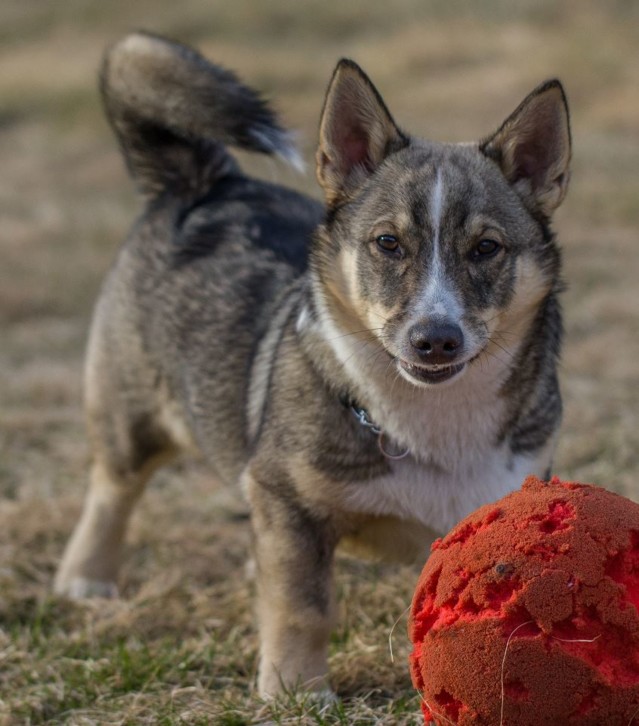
[339,129,371,173]
[513,139,554,188]
[517,150,542,183]
[510,99,565,188]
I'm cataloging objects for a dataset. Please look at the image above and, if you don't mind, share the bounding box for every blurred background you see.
[1,1,638,722]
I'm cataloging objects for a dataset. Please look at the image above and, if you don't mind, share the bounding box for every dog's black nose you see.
[408,322,464,363]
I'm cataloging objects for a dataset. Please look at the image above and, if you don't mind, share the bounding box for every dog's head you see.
[312,61,570,387]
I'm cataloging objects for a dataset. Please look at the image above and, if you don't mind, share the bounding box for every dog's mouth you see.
[398,359,467,385]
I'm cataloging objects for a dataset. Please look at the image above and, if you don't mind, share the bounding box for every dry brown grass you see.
[1,1,638,723]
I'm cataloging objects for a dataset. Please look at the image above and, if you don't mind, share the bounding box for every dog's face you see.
[313,63,570,387]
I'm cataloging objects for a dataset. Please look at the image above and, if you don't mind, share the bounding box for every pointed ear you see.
[316,59,407,205]
[480,80,571,218]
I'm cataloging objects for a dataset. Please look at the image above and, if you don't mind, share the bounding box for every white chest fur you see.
[341,359,553,534]
[305,302,554,534]
[342,443,550,535]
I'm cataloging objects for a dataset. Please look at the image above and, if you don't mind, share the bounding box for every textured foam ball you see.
[409,476,639,725]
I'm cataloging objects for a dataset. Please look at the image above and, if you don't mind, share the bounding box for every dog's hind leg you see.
[55,307,182,599]
[54,402,177,599]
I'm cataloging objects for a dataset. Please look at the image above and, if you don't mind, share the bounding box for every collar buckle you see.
[350,404,382,435]
[348,402,409,460]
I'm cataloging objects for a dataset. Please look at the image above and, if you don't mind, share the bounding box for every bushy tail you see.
[101,32,302,200]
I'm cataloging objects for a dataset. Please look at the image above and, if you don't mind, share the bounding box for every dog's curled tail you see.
[101,32,303,200]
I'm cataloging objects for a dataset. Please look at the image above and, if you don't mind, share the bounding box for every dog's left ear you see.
[481,80,571,218]
[317,59,407,205]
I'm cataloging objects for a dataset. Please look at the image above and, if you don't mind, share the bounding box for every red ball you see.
[409,476,639,725]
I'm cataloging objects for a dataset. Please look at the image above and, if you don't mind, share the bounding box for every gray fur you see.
[56,34,570,697]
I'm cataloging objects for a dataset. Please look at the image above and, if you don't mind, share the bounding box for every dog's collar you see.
[340,394,409,460]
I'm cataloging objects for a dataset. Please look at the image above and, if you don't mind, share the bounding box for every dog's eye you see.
[376,234,401,256]
[471,239,501,260]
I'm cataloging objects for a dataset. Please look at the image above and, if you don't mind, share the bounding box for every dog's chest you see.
[344,446,544,535]
[342,390,550,534]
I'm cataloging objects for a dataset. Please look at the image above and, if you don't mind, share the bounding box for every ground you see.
[1,1,638,723]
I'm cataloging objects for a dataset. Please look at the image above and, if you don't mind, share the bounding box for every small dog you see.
[55,32,570,697]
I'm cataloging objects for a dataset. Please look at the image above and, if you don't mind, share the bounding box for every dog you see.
[55,31,570,697]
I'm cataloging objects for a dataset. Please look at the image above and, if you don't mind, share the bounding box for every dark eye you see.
[376,234,401,256]
[471,238,501,260]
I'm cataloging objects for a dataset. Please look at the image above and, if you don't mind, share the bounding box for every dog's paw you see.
[54,576,119,600]
[257,687,338,723]
[305,688,338,707]
[259,683,338,706]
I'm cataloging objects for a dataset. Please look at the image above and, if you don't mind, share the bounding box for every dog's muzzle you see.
[399,320,467,383]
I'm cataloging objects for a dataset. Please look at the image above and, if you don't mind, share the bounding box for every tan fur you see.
[336,247,402,332]
[56,35,570,700]
[54,462,145,597]
[243,468,337,695]
[484,254,554,346]
[339,515,438,563]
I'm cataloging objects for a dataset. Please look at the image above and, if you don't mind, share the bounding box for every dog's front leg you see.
[246,471,337,698]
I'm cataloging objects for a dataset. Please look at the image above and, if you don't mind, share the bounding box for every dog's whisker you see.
[482,349,513,369]
[488,339,516,360]
[324,327,385,343]
[366,309,392,324]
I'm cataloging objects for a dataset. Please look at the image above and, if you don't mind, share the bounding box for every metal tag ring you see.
[378,432,409,460]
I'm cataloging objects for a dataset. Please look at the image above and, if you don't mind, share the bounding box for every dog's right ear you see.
[316,60,407,205]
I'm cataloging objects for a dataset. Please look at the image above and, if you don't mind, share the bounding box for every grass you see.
[1,1,639,723]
